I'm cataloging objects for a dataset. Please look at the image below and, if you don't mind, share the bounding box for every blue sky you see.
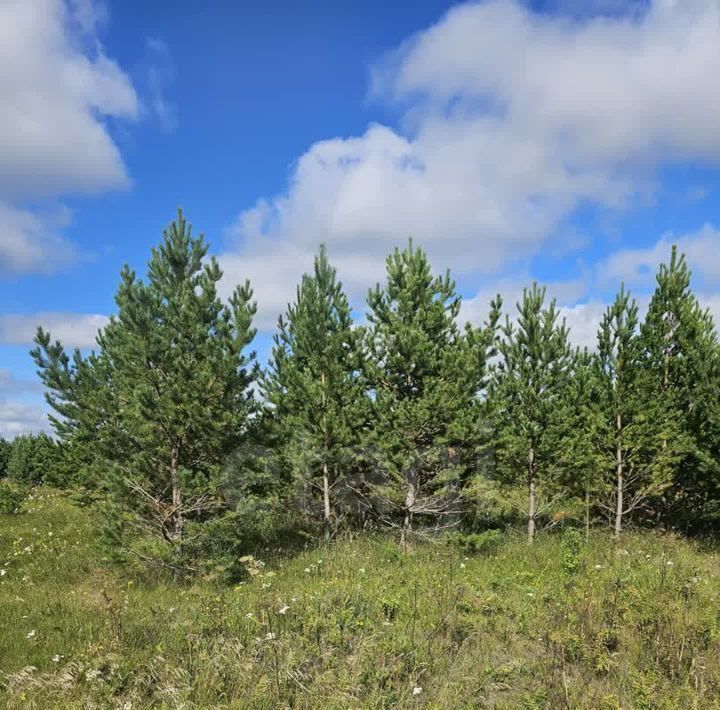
[1,0,720,437]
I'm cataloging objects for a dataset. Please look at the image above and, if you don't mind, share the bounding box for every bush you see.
[450,528,504,554]
[6,433,56,485]
[0,437,11,478]
[0,481,25,515]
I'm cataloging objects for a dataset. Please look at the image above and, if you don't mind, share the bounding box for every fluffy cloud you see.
[601,224,720,289]
[222,0,720,332]
[0,204,78,277]
[0,312,108,348]
[0,402,50,439]
[0,371,48,439]
[0,0,138,276]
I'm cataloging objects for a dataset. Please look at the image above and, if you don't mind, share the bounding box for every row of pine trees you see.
[28,211,720,570]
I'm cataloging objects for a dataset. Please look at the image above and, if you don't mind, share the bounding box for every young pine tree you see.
[493,284,572,543]
[33,210,257,569]
[557,349,605,538]
[640,246,720,527]
[0,437,11,478]
[365,241,499,547]
[597,286,674,538]
[263,245,368,540]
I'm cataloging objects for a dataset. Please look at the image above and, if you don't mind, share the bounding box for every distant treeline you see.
[3,209,717,573]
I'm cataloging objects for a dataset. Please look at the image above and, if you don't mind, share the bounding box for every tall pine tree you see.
[33,210,257,569]
[492,284,572,543]
[597,286,674,537]
[365,241,499,546]
[640,246,720,528]
[263,245,368,540]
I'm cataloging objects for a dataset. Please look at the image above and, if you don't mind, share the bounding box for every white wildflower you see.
[667,560,674,566]
[245,612,253,618]
[26,630,36,639]
[413,686,423,696]
[594,564,603,570]
[460,563,466,569]
[52,655,61,663]
[0,569,6,577]
[304,567,311,573]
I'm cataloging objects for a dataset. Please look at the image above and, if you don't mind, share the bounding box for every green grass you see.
[1,489,720,708]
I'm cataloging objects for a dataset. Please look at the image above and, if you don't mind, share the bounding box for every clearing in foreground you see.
[1,489,719,708]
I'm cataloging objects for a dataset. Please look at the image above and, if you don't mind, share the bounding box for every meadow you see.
[1,488,719,709]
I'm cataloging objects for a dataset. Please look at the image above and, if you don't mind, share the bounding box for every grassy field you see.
[1,489,720,708]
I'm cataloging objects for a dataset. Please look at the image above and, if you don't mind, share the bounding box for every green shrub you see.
[6,433,56,484]
[0,437,11,478]
[450,528,504,554]
[0,481,25,514]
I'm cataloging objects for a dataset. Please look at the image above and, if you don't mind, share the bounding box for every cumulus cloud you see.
[0,0,139,276]
[0,203,79,277]
[0,312,108,348]
[0,402,51,439]
[601,224,720,289]
[222,0,720,332]
[0,371,48,439]
[0,0,138,199]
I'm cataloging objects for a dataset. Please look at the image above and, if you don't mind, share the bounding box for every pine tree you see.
[557,348,605,538]
[597,286,674,537]
[263,245,368,540]
[0,438,11,478]
[5,433,56,485]
[32,210,257,569]
[364,241,499,546]
[492,284,572,543]
[640,246,720,527]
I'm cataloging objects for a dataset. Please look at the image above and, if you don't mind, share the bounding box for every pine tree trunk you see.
[527,445,536,544]
[322,460,331,542]
[585,487,590,540]
[614,412,623,539]
[170,443,183,562]
[401,479,415,550]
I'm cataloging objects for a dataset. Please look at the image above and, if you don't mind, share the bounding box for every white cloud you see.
[601,224,720,289]
[222,0,720,332]
[0,0,139,276]
[0,203,78,277]
[0,312,108,348]
[0,402,50,439]
[0,0,138,199]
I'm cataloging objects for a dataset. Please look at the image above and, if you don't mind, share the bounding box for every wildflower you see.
[51,655,61,663]
[413,686,423,696]
[0,569,6,577]
[667,560,674,566]
[304,567,312,573]
[278,605,290,615]
[594,564,603,570]
[26,630,36,639]
[265,632,276,641]
[245,612,253,618]
[460,563,466,569]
